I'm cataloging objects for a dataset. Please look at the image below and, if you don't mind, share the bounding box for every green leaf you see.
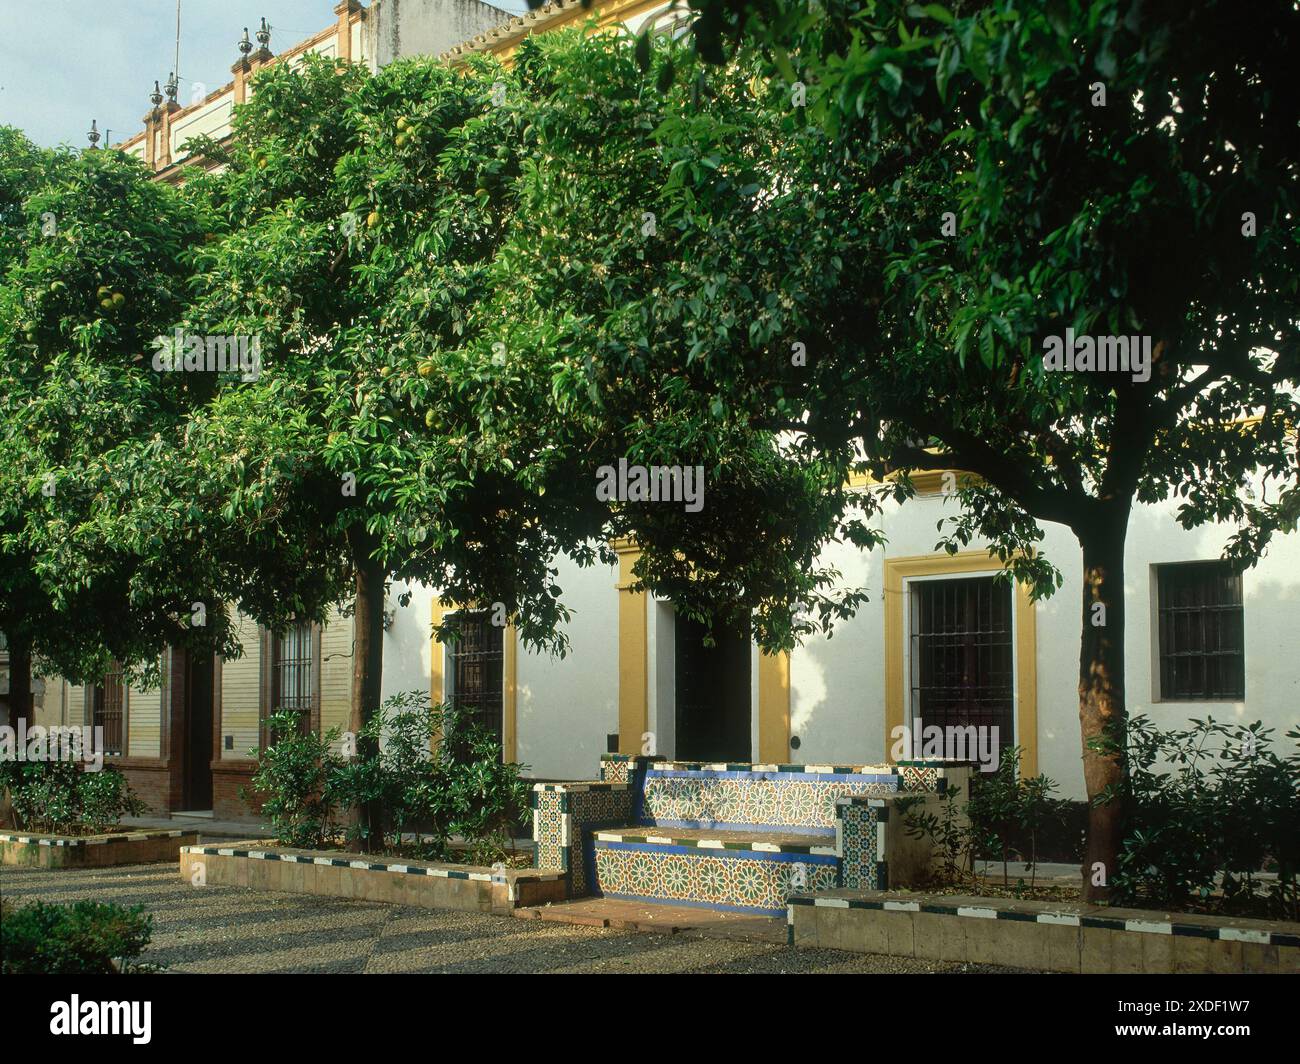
[907,3,955,24]
[656,58,675,95]
[772,46,797,84]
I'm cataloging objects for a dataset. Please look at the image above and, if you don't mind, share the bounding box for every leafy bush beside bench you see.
[246,690,531,862]
[1100,716,1299,920]
[905,719,1300,920]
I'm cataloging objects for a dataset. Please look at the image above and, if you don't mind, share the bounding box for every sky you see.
[0,0,530,150]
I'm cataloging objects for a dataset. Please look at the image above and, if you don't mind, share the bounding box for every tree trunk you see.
[7,631,34,734]
[1076,513,1130,903]
[348,526,387,853]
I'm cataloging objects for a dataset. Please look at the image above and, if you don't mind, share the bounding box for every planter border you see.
[1,828,198,868]
[1,828,190,849]
[787,888,1300,972]
[788,893,1300,948]
[181,843,566,909]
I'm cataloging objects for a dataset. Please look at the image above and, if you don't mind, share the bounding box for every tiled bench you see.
[534,755,971,915]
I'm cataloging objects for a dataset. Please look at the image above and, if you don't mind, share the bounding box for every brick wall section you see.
[105,758,175,816]
[213,760,259,819]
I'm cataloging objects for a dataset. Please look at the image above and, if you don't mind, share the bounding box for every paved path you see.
[1,862,1027,974]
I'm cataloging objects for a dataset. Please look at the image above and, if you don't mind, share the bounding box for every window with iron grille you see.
[447,610,504,751]
[1156,561,1244,701]
[92,662,125,756]
[272,621,315,735]
[909,576,1014,755]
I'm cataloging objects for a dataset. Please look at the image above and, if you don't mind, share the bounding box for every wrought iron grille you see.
[93,661,125,756]
[448,610,504,750]
[273,622,315,734]
[909,576,1014,754]
[1157,562,1244,700]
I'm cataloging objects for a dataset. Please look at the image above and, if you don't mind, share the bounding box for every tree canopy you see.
[508,2,1299,896]
[4,3,1295,888]
[0,138,242,712]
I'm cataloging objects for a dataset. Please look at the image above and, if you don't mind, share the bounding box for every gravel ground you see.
[0,862,1027,974]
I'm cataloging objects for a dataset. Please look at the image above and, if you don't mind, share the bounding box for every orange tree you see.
[151,52,628,846]
[157,42,840,845]
[498,5,1300,898]
[0,136,252,724]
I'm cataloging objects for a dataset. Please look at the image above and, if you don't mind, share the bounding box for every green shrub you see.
[332,691,450,855]
[439,708,531,863]
[1,898,152,974]
[259,690,531,861]
[245,711,343,849]
[1096,717,1300,919]
[967,745,1070,888]
[77,768,148,833]
[904,746,1070,890]
[0,762,144,834]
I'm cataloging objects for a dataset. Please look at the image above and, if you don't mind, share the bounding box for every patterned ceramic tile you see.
[593,842,839,915]
[601,758,631,784]
[535,759,936,904]
[567,787,635,895]
[899,765,942,793]
[837,800,887,890]
[532,782,635,896]
[639,771,898,833]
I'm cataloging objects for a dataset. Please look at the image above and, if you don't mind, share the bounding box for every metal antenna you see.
[173,1,182,94]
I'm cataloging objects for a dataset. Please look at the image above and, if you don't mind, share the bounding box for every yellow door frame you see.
[757,650,791,763]
[613,538,789,763]
[613,539,649,756]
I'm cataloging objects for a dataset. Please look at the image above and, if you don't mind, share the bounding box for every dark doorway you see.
[183,652,215,810]
[674,613,751,762]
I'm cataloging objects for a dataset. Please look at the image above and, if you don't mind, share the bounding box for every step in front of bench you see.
[591,825,840,916]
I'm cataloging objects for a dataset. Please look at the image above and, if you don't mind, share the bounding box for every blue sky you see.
[1,0,528,149]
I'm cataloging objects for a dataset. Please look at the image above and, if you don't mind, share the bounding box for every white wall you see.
[379,487,1300,794]
[787,486,1300,800]
[788,531,884,765]
[514,555,619,780]
[383,556,619,780]
[381,578,434,704]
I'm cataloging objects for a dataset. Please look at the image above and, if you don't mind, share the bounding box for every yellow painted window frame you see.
[883,551,1038,777]
[429,600,517,763]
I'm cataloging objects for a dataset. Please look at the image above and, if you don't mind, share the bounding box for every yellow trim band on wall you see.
[758,651,791,763]
[503,622,518,764]
[883,552,1038,777]
[466,0,674,67]
[613,540,649,756]
[429,599,517,763]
